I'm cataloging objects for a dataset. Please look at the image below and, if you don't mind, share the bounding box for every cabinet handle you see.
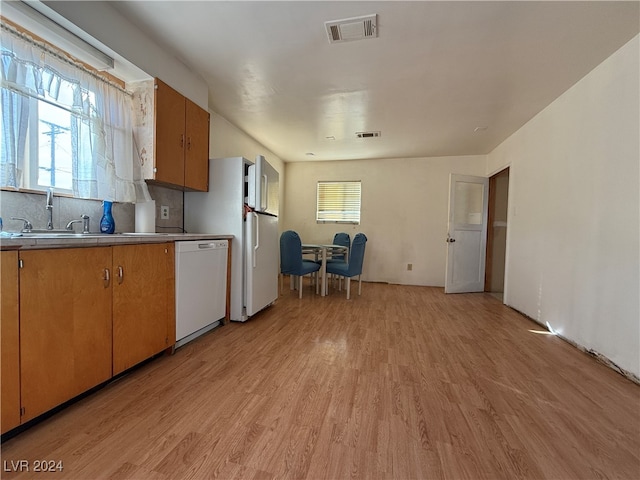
[180,134,184,148]
[187,136,192,150]
[103,268,110,288]
[117,265,124,284]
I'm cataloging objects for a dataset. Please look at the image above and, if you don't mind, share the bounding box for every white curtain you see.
[0,87,28,186]
[0,26,136,202]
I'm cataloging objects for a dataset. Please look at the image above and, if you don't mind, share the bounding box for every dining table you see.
[302,243,349,296]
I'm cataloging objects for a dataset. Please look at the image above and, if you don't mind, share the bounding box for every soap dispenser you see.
[100,200,115,234]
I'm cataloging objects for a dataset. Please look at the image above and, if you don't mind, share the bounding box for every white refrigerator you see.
[184,156,279,321]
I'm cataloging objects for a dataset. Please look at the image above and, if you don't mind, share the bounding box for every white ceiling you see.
[110,1,639,163]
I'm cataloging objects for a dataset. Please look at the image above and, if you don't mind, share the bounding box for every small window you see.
[316,181,361,224]
[25,94,77,194]
[1,20,135,201]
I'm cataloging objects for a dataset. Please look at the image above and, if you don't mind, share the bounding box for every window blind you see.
[316,181,361,224]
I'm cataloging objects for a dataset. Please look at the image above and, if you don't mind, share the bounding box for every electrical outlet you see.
[160,205,170,220]
[407,263,413,271]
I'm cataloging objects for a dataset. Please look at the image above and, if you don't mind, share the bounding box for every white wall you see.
[487,35,639,377]
[39,0,639,377]
[42,1,208,108]
[43,1,287,207]
[284,156,486,286]
[42,1,286,215]
[209,111,285,210]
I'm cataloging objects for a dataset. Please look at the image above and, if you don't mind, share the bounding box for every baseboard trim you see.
[508,305,640,386]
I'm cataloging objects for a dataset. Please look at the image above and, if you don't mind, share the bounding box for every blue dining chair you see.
[326,233,367,299]
[280,230,321,298]
[328,232,350,263]
[326,232,350,289]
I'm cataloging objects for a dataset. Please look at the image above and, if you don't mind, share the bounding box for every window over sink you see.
[0,18,137,202]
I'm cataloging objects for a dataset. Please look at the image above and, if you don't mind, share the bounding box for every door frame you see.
[484,166,510,299]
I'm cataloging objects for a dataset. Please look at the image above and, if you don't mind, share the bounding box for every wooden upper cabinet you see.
[153,78,209,191]
[184,98,210,191]
[1,251,20,434]
[154,78,186,187]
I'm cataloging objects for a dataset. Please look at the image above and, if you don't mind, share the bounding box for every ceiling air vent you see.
[356,131,381,139]
[325,14,377,44]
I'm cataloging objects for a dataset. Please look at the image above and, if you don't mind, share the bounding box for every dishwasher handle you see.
[176,240,228,253]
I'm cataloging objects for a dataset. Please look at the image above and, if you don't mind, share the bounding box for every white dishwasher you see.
[175,240,228,348]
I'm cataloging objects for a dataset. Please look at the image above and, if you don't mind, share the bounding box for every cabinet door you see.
[19,248,113,423]
[113,243,175,375]
[155,78,185,187]
[184,99,210,192]
[1,251,20,433]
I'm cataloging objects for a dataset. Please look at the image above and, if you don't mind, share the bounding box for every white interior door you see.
[445,174,489,293]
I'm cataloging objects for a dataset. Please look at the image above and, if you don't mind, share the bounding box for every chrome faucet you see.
[11,217,33,232]
[65,214,90,234]
[46,187,54,230]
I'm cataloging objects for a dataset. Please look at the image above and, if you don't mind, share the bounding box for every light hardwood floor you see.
[2,283,639,479]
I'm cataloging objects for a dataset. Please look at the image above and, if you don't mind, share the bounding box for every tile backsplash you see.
[0,183,184,234]
[147,184,184,233]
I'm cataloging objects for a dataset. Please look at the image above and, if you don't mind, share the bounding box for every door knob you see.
[446,237,456,243]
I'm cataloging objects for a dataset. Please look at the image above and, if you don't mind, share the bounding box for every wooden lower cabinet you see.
[2,242,176,430]
[113,243,175,375]
[19,247,113,423]
[1,251,21,434]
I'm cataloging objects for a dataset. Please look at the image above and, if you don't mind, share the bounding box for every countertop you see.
[0,232,234,250]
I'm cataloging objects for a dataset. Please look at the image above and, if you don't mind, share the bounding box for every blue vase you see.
[100,200,115,234]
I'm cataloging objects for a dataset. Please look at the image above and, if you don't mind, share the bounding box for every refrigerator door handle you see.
[261,174,268,211]
[253,212,259,268]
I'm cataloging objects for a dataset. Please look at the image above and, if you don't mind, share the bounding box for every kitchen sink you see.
[120,232,173,236]
[11,232,174,238]
[18,232,102,238]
